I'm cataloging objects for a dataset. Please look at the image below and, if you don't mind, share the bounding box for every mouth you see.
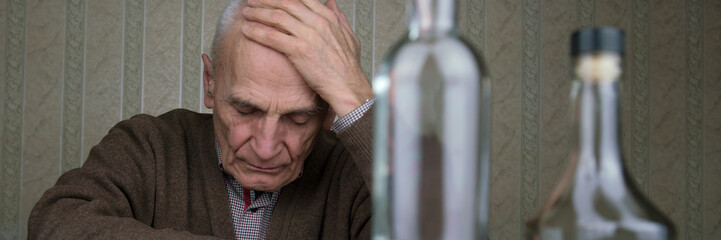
[243,160,283,174]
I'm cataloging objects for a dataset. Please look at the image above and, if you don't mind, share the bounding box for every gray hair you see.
[210,0,247,74]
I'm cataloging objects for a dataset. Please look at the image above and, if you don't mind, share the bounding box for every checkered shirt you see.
[330,98,375,133]
[216,99,373,239]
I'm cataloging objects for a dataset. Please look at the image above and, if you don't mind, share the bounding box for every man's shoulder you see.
[157,108,213,128]
[120,108,211,130]
[309,131,344,165]
[109,109,213,144]
[305,131,365,185]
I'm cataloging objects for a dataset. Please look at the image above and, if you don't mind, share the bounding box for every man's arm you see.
[340,108,374,240]
[28,116,223,239]
[335,104,375,191]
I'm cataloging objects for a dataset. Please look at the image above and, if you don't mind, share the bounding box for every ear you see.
[322,107,336,131]
[202,54,215,109]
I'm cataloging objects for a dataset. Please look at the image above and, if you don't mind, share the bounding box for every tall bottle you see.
[372,0,491,239]
[526,27,674,240]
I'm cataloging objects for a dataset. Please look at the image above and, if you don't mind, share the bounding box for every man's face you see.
[204,33,327,192]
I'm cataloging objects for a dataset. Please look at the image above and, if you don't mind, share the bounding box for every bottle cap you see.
[571,27,625,56]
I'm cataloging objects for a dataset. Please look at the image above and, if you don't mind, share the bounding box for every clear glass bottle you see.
[372,0,491,239]
[526,27,675,240]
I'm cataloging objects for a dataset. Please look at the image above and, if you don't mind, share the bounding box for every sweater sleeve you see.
[27,115,222,240]
[336,106,375,192]
[350,177,372,240]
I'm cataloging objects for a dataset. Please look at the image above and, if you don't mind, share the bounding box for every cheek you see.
[285,123,321,160]
[227,124,251,150]
[218,109,252,150]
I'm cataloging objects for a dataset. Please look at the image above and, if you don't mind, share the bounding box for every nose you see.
[250,116,283,160]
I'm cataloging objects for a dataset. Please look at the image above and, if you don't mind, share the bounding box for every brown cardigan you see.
[28,108,374,239]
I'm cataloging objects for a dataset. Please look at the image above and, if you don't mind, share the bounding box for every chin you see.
[238,173,288,192]
[252,185,282,192]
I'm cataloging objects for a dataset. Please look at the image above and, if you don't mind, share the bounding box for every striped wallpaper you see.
[1,0,719,239]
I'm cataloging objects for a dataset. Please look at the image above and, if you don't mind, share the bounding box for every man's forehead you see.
[227,38,307,85]
[228,92,324,115]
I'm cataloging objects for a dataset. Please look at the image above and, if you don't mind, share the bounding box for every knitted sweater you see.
[28,108,374,239]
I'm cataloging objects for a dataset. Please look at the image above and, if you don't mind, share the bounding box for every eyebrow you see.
[229,98,323,115]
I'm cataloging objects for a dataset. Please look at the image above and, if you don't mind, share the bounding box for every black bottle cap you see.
[571,27,625,56]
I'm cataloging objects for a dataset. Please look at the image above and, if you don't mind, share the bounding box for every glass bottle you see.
[372,0,491,239]
[526,27,675,240]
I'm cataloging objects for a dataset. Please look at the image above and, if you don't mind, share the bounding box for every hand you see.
[240,0,373,117]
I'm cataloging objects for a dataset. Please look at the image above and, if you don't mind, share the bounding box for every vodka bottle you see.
[526,27,675,240]
[372,0,491,239]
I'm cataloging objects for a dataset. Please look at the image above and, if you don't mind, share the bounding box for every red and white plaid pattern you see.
[330,98,375,133]
[217,142,280,240]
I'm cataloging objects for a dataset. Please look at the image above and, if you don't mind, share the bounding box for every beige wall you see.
[1,0,719,239]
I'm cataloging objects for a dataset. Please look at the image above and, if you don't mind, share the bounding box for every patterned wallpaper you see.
[1,0,719,239]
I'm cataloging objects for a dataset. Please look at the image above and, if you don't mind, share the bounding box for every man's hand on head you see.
[239,0,373,117]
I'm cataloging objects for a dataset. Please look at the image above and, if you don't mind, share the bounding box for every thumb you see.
[322,107,336,131]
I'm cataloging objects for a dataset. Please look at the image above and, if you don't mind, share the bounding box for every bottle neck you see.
[570,52,624,177]
[409,0,457,39]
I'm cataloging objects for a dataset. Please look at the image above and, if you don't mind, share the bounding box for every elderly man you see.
[28,0,374,239]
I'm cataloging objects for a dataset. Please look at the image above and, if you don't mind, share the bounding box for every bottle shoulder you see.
[377,37,486,74]
[532,154,674,239]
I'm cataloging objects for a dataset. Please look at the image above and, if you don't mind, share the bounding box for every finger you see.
[248,0,336,28]
[299,0,337,23]
[332,14,359,55]
[337,12,360,51]
[334,21,357,55]
[337,12,353,33]
[327,1,352,34]
[324,1,359,51]
[242,7,305,36]
[325,0,340,13]
[249,0,347,52]
[240,21,296,54]
[347,18,361,52]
